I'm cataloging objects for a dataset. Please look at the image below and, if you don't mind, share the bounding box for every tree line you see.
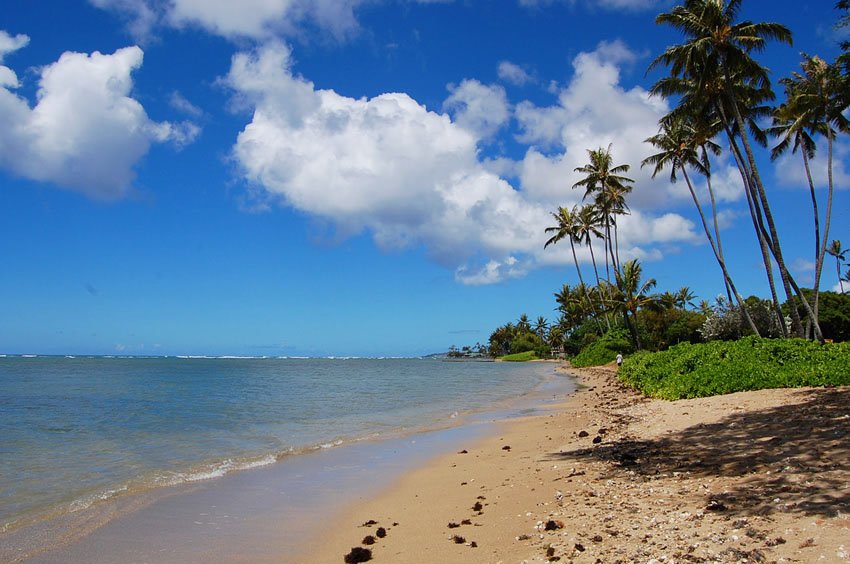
[479,1,850,360]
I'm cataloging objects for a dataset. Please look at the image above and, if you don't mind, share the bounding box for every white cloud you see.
[0,39,198,199]
[455,256,527,286]
[514,40,682,210]
[443,79,510,140]
[0,31,29,61]
[224,40,704,285]
[774,139,850,191]
[0,31,29,88]
[89,0,158,41]
[91,0,367,40]
[497,61,532,86]
[169,90,203,118]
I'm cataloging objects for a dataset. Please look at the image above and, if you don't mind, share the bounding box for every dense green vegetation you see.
[619,337,850,400]
[570,329,632,367]
[498,351,540,362]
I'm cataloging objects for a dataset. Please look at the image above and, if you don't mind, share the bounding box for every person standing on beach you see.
[616,353,623,367]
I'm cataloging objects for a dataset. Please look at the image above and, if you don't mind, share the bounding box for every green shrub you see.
[571,328,633,367]
[618,336,850,399]
[499,350,539,362]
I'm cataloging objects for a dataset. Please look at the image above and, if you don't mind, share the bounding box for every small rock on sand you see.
[343,547,372,563]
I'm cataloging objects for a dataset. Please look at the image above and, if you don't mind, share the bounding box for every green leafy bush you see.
[571,328,633,367]
[618,336,850,399]
[499,350,539,362]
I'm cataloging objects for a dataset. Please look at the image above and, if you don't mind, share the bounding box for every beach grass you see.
[618,336,850,400]
[498,351,539,361]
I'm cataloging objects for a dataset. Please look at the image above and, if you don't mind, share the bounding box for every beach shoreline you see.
[1,360,574,563]
[305,364,850,563]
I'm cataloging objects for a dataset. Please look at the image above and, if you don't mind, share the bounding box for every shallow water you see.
[0,356,562,535]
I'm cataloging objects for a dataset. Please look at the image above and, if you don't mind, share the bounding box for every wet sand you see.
[308,365,850,563]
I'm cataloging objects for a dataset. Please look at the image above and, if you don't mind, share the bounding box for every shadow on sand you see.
[547,386,850,519]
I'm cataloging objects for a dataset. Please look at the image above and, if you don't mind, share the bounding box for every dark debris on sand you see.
[344,546,372,563]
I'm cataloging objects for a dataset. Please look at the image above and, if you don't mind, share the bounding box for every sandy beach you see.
[306,364,850,563]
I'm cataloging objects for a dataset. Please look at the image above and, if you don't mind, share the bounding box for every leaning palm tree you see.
[572,145,634,280]
[611,259,662,350]
[771,54,849,336]
[545,206,587,290]
[574,205,605,289]
[642,116,760,335]
[653,67,791,334]
[651,0,823,340]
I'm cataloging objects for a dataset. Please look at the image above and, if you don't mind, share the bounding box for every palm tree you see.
[544,206,594,307]
[517,314,531,333]
[771,54,849,336]
[574,205,605,289]
[533,316,549,338]
[651,0,823,340]
[653,67,791,334]
[642,116,761,335]
[673,286,697,310]
[572,145,634,280]
[611,259,662,350]
[827,240,848,293]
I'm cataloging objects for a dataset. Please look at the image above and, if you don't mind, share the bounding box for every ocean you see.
[0,355,568,540]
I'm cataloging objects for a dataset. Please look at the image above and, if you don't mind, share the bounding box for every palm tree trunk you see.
[800,132,819,339]
[586,239,611,331]
[624,309,641,350]
[721,75,818,338]
[603,217,612,285]
[722,118,789,337]
[570,238,603,333]
[816,128,836,323]
[680,166,761,336]
[701,145,733,303]
[613,219,622,275]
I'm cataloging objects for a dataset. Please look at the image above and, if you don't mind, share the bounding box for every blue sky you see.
[1,0,847,356]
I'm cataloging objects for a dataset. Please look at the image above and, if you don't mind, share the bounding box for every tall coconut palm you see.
[574,205,605,289]
[611,259,662,350]
[652,67,786,324]
[544,205,604,330]
[771,54,849,336]
[545,206,587,291]
[642,116,761,335]
[572,145,634,280]
[651,0,823,340]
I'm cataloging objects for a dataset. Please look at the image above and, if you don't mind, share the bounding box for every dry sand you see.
[304,365,850,563]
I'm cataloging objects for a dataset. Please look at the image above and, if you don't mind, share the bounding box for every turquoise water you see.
[0,355,559,532]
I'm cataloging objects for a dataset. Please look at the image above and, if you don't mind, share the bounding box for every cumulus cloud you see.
[0,37,198,199]
[514,40,688,210]
[443,79,510,140]
[498,61,532,86]
[224,40,701,284]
